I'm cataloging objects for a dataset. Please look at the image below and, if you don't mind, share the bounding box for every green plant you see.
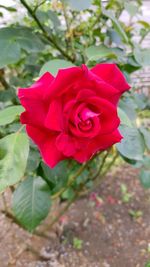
[0,0,150,233]
[73,237,83,250]
[120,184,132,203]
[128,209,143,219]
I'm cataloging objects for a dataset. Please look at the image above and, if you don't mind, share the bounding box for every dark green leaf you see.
[12,176,51,231]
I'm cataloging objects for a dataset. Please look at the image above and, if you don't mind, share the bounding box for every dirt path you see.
[0,165,150,267]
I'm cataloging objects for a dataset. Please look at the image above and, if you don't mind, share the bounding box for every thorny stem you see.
[20,0,74,62]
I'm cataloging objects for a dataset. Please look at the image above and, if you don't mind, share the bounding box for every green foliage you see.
[102,8,129,43]
[0,133,29,192]
[116,126,145,161]
[0,106,24,126]
[139,170,150,189]
[85,45,118,62]
[73,237,83,249]
[0,27,44,68]
[12,176,51,231]
[145,261,150,267]
[40,59,75,76]
[0,0,149,231]
[120,184,132,203]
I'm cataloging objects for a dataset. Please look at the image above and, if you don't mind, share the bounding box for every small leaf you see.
[134,47,150,66]
[12,176,51,231]
[40,59,75,76]
[102,8,128,43]
[117,107,132,127]
[139,127,150,150]
[0,133,29,193]
[0,106,24,126]
[139,170,150,189]
[116,125,145,161]
[39,161,68,194]
[85,45,117,61]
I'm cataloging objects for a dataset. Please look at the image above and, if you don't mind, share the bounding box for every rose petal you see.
[56,133,77,156]
[45,99,64,131]
[18,72,54,127]
[73,129,122,163]
[91,63,130,97]
[86,97,120,134]
[26,125,64,168]
[18,72,54,101]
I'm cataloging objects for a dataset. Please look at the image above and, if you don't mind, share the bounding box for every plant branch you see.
[20,0,74,62]
[51,161,89,200]
[0,70,9,90]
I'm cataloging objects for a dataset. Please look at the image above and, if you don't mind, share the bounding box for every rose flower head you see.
[18,64,130,168]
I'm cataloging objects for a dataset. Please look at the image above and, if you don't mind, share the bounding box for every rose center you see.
[78,118,93,132]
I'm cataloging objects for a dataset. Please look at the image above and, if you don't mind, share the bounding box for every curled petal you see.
[73,129,122,163]
[26,126,64,168]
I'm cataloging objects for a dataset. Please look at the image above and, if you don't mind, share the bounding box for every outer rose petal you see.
[18,72,54,101]
[26,125,64,168]
[73,129,122,163]
[18,72,54,127]
[91,64,130,93]
[91,64,130,105]
[45,65,120,102]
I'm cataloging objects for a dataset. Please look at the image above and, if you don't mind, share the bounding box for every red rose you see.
[18,64,130,168]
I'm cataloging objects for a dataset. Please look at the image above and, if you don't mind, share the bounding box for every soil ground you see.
[0,164,150,267]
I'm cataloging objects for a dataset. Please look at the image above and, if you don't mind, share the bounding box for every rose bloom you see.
[18,64,130,168]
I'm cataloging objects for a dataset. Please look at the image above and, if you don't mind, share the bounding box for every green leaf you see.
[62,188,75,200]
[139,127,150,150]
[85,45,117,61]
[139,170,150,189]
[102,8,128,43]
[124,2,139,17]
[0,27,44,67]
[117,107,132,127]
[0,106,24,126]
[40,59,75,76]
[12,176,51,231]
[134,47,150,67]
[39,161,68,194]
[119,98,137,121]
[66,0,92,11]
[116,125,145,161]
[0,39,21,68]
[0,133,29,193]
[137,20,150,29]
[36,10,60,31]
[0,5,17,12]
